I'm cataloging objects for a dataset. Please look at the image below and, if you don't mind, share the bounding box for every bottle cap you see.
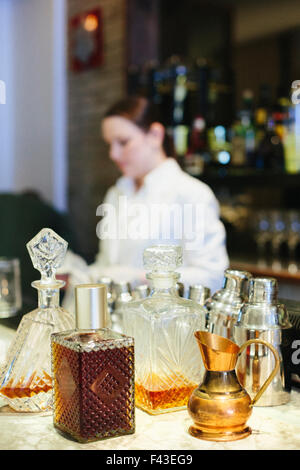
[75,284,111,329]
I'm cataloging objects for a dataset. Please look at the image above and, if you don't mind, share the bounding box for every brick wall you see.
[67,0,127,261]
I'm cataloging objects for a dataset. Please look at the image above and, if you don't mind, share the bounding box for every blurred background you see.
[1,0,300,306]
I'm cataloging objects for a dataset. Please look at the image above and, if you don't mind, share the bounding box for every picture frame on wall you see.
[69,8,104,72]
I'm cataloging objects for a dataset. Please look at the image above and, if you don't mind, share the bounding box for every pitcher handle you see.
[238,338,280,407]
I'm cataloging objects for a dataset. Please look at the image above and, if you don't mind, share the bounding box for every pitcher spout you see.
[194,331,240,371]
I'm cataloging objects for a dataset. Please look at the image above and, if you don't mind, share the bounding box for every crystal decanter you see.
[122,245,206,415]
[0,228,75,412]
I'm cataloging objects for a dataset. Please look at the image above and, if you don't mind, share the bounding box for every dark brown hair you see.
[104,96,174,157]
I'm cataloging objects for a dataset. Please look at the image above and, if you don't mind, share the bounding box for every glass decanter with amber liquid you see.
[51,284,135,443]
[0,228,75,412]
[122,245,206,415]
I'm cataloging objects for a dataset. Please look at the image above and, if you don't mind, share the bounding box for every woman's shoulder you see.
[174,169,217,203]
[102,176,128,200]
[100,184,119,205]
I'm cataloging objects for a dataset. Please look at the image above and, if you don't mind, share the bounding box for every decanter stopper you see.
[143,245,183,273]
[27,228,68,287]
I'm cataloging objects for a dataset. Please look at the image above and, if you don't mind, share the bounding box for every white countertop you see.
[0,319,300,451]
[0,392,300,450]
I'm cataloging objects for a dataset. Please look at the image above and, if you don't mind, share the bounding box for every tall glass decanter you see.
[0,228,75,412]
[122,245,206,415]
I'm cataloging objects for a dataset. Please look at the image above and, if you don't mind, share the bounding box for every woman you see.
[88,96,229,293]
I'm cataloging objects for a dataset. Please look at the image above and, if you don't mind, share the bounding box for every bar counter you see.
[230,257,300,284]
[0,321,300,451]
[0,390,300,451]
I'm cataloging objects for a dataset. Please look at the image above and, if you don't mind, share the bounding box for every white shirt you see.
[90,158,229,293]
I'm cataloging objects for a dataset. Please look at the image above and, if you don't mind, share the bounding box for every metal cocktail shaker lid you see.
[113,281,133,308]
[222,269,252,298]
[188,285,211,305]
[133,284,150,299]
[75,283,111,329]
[206,269,252,311]
[248,277,277,303]
[235,277,292,329]
[205,269,252,339]
[113,281,132,295]
[97,277,114,294]
[176,282,185,297]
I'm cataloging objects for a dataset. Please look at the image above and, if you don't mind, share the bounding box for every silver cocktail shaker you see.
[111,281,133,332]
[188,284,211,305]
[132,284,150,299]
[234,277,292,406]
[97,276,115,316]
[205,269,251,340]
[176,282,185,297]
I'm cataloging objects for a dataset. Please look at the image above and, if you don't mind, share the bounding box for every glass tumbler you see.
[0,258,22,318]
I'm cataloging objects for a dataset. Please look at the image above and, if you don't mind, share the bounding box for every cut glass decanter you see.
[122,244,206,415]
[51,328,135,442]
[0,228,75,412]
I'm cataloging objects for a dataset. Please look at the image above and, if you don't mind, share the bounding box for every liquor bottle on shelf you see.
[238,89,256,167]
[51,284,135,443]
[171,60,192,165]
[283,102,300,174]
[254,108,268,158]
[255,115,285,171]
[184,115,209,175]
[193,58,210,123]
[0,228,75,412]
[207,124,231,168]
[206,63,234,130]
[254,109,269,171]
[273,95,299,173]
[122,245,206,415]
[173,63,189,126]
[152,62,174,126]
[230,119,246,167]
[254,84,272,149]
[173,124,190,163]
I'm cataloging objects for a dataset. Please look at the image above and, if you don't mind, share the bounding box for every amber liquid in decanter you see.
[135,374,198,413]
[0,370,52,399]
[51,329,135,443]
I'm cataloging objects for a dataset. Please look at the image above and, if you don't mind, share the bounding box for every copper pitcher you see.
[187,331,280,442]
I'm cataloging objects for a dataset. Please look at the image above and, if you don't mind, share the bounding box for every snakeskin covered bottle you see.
[51,284,135,443]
